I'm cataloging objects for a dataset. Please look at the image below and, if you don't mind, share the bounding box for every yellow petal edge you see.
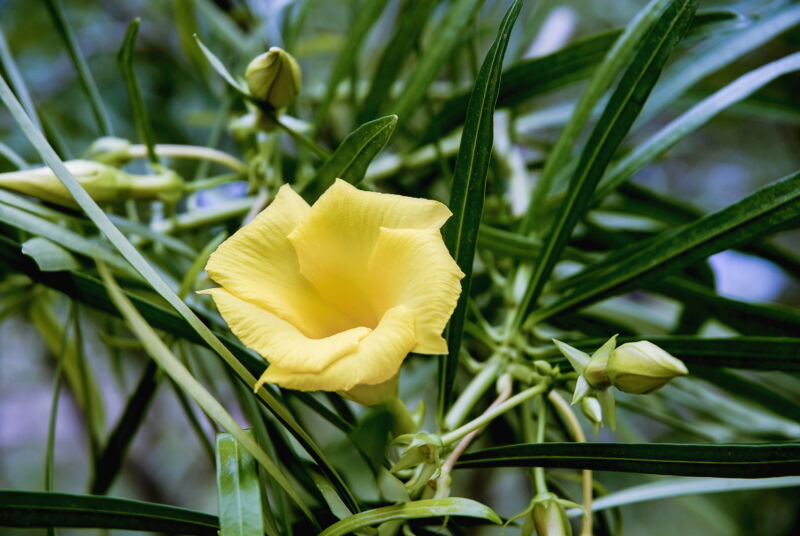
[202,179,463,397]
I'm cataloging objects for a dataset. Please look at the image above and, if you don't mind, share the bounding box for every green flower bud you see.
[584,353,611,389]
[84,136,133,166]
[580,396,602,426]
[607,341,688,394]
[0,160,185,208]
[532,496,572,536]
[245,47,301,108]
[0,160,131,207]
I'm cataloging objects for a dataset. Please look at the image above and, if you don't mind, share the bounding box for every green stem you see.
[385,396,417,436]
[533,395,548,494]
[127,144,246,173]
[155,198,253,234]
[264,110,331,160]
[184,173,241,193]
[442,380,550,446]
[444,356,502,430]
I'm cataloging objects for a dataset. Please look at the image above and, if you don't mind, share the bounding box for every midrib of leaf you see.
[0,70,359,514]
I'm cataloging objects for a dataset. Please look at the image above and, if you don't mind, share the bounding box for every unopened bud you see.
[0,160,185,208]
[607,341,688,394]
[532,496,572,536]
[245,47,301,108]
[580,397,602,426]
[584,353,611,389]
[0,160,130,207]
[84,136,132,166]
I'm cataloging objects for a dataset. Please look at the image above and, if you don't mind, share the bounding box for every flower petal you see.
[368,228,463,354]
[256,305,416,392]
[288,179,452,327]
[204,184,354,338]
[202,288,371,373]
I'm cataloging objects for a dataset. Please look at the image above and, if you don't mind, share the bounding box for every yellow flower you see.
[202,179,463,402]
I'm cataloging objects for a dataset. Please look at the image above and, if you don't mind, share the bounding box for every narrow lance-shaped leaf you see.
[91,360,159,495]
[512,0,698,331]
[0,490,218,534]
[356,0,436,124]
[117,19,159,164]
[388,0,482,122]
[440,0,524,421]
[521,0,677,230]
[595,52,800,201]
[540,335,800,372]
[193,35,250,96]
[97,261,314,523]
[21,237,80,272]
[319,498,502,536]
[0,72,359,514]
[312,0,389,132]
[570,476,800,516]
[216,431,265,536]
[42,0,113,135]
[534,168,800,323]
[458,442,800,478]
[421,10,743,146]
[692,366,800,424]
[641,3,800,122]
[304,115,397,198]
[0,26,40,131]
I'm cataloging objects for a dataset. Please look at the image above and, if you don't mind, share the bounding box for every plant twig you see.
[549,389,593,536]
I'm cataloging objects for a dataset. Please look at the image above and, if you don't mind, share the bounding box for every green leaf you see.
[193,35,250,96]
[117,19,159,164]
[0,26,40,131]
[0,71,359,514]
[692,367,800,423]
[458,442,800,477]
[541,336,800,372]
[0,490,218,534]
[650,277,800,337]
[356,0,436,124]
[0,140,27,168]
[312,0,389,132]
[440,0,524,420]
[305,115,397,197]
[42,0,113,135]
[596,52,800,201]
[216,431,265,536]
[91,360,159,494]
[521,0,681,233]
[422,10,744,146]
[642,4,800,121]
[97,261,313,522]
[21,237,80,272]
[388,0,483,122]
[573,476,800,515]
[0,203,137,279]
[513,0,698,330]
[319,498,502,536]
[534,168,800,323]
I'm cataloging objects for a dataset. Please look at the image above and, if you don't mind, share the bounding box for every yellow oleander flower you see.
[202,179,463,403]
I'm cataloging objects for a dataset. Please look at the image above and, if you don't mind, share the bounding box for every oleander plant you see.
[1,0,800,534]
